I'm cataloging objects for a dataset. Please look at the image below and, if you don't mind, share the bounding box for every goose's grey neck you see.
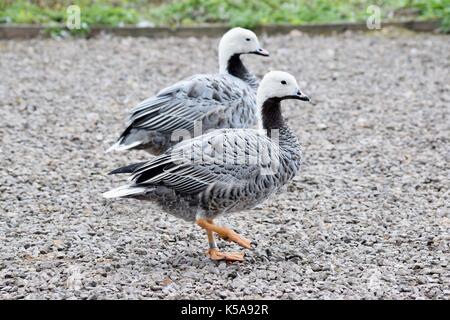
[227,54,259,89]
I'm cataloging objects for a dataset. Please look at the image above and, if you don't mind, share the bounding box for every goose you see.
[103,71,310,262]
[107,27,270,155]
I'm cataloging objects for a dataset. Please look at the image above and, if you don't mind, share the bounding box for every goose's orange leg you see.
[197,219,251,262]
[197,219,252,249]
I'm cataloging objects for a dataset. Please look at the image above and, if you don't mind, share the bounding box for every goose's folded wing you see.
[127,74,250,133]
[130,129,281,194]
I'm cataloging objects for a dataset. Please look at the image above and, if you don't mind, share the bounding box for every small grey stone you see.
[134,248,148,255]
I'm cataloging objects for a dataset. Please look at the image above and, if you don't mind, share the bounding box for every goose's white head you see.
[218,27,269,74]
[257,71,310,107]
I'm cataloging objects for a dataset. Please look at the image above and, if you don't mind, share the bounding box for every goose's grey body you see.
[105,126,301,222]
[110,73,260,155]
[107,27,269,155]
[104,71,310,261]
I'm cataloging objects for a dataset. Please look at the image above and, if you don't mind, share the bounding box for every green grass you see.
[0,1,139,24]
[149,0,450,30]
[1,0,449,35]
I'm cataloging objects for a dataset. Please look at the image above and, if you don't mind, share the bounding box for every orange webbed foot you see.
[207,248,245,262]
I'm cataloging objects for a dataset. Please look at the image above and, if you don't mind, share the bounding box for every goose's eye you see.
[281,80,287,85]
[245,38,251,41]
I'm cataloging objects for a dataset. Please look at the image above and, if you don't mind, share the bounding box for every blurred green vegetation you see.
[0,1,139,25]
[0,0,449,35]
[150,0,450,29]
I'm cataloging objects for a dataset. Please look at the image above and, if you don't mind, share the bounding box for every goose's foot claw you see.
[221,229,252,249]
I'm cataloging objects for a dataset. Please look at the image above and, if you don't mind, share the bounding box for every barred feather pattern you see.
[110,74,260,155]
[106,126,301,222]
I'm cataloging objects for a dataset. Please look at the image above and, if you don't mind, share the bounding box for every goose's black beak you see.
[295,90,310,102]
[283,90,310,102]
[251,47,270,57]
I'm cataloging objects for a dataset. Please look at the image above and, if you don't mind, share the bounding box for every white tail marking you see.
[102,185,146,198]
[105,139,142,153]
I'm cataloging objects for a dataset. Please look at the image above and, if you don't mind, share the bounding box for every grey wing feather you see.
[107,73,260,154]
[131,129,279,194]
[128,74,252,134]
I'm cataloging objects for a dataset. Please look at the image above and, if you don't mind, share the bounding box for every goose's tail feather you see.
[102,185,146,199]
[105,124,145,153]
[106,138,142,153]
[108,161,148,175]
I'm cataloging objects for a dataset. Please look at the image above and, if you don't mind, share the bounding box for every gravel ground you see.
[0,29,449,300]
